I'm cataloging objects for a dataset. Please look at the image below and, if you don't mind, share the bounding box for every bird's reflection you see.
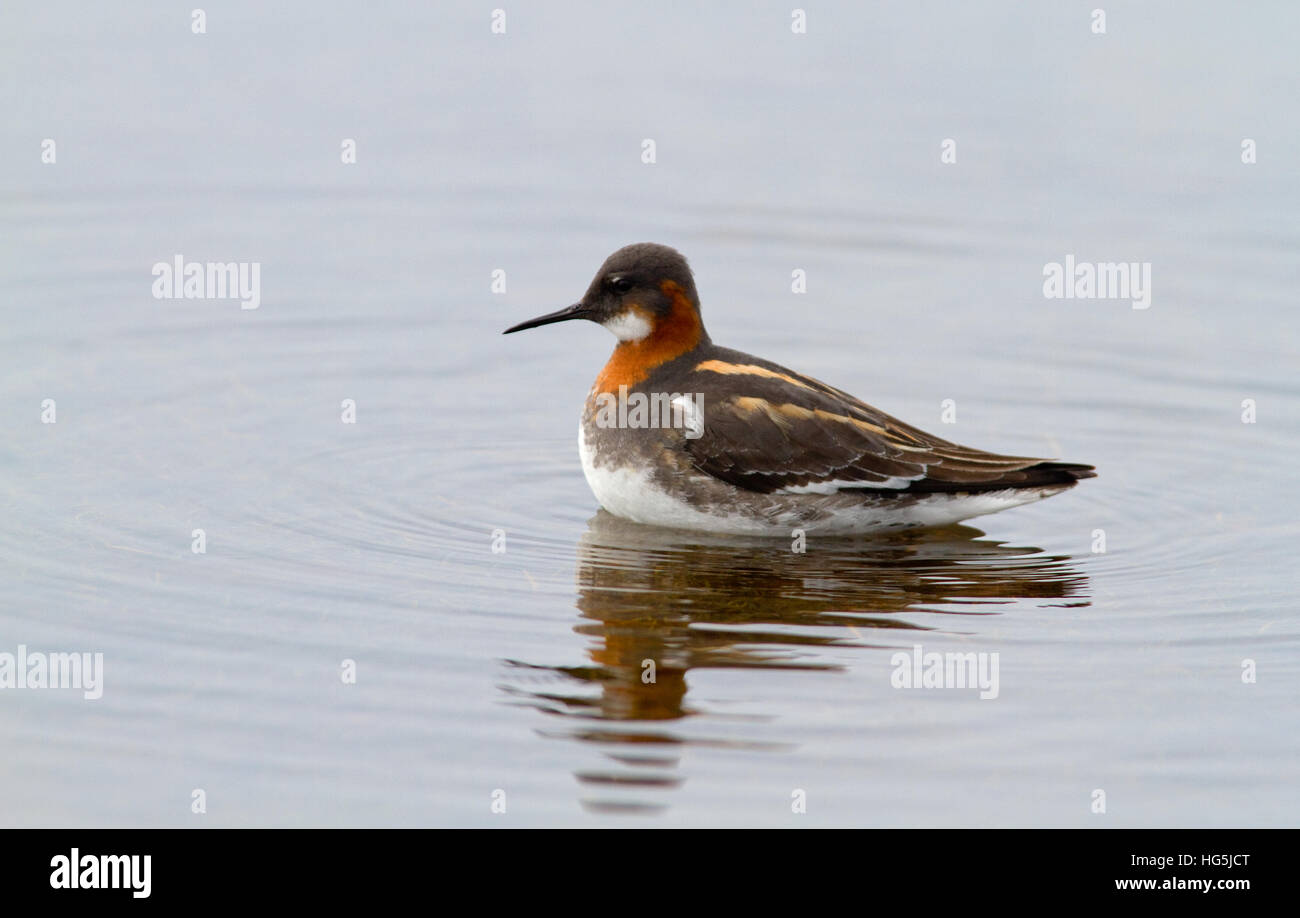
[502,510,1089,814]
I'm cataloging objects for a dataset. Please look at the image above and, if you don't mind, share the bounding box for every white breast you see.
[577,422,724,530]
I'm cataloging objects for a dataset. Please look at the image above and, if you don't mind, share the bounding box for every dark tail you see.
[898,461,1097,495]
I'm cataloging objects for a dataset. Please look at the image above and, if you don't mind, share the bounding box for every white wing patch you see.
[671,395,704,439]
[780,476,917,494]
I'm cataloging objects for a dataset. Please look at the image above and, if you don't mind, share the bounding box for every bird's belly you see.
[576,420,1065,536]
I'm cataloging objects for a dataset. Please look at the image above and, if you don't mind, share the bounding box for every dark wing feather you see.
[682,358,1095,496]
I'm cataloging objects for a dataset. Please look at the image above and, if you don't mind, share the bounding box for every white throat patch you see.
[602,309,652,342]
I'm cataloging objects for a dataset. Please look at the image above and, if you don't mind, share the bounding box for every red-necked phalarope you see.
[504,243,1095,535]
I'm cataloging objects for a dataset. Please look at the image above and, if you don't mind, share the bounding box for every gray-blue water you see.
[1,0,1297,826]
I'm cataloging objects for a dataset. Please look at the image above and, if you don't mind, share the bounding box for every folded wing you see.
[683,357,1095,496]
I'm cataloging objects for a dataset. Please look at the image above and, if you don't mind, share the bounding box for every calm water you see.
[2,1,1297,826]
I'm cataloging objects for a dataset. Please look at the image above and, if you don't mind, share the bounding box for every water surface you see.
[1,1,1297,826]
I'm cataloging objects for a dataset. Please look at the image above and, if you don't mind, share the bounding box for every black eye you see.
[608,275,634,294]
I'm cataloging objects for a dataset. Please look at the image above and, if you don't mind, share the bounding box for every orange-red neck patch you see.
[593,280,703,393]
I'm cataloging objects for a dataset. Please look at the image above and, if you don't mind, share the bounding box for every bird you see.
[504,243,1095,536]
